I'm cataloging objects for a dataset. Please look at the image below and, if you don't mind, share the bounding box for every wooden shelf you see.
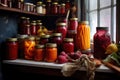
[0,6,66,17]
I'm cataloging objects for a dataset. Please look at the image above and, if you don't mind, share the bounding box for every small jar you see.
[62,38,74,53]
[30,21,36,35]
[34,44,45,61]
[45,0,51,14]
[24,3,31,12]
[18,0,24,10]
[44,43,57,62]
[42,4,46,14]
[68,18,78,31]
[24,36,35,60]
[36,21,42,33]
[56,22,67,40]
[36,1,43,14]
[6,38,18,60]
[60,3,65,15]
[93,27,111,59]
[51,2,58,14]
[24,24,31,35]
[39,35,50,45]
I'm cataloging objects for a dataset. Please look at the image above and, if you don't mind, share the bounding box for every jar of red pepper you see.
[68,18,78,31]
[44,43,57,62]
[56,22,67,40]
[62,38,74,53]
[34,44,45,61]
[6,38,18,60]
[93,27,111,59]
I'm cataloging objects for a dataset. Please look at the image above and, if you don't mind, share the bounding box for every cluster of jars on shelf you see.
[0,0,71,15]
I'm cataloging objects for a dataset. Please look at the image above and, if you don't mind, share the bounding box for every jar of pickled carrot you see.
[62,38,74,53]
[44,43,57,62]
[6,38,18,60]
[76,21,90,52]
[34,44,45,61]
[24,36,35,60]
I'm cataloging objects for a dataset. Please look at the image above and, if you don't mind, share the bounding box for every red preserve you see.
[6,38,18,60]
[39,35,50,45]
[30,21,36,35]
[68,18,78,31]
[51,2,58,14]
[62,38,74,53]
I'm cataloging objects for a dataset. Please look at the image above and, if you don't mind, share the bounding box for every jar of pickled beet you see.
[93,27,111,59]
[56,22,67,40]
[34,44,45,61]
[62,38,74,53]
[68,18,78,31]
[44,43,57,62]
[30,21,36,35]
[39,35,50,45]
[51,2,58,14]
[6,38,18,60]
[24,36,35,60]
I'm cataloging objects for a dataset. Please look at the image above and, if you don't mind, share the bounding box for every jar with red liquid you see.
[68,18,78,31]
[60,3,65,15]
[36,20,42,33]
[65,0,70,14]
[93,27,111,59]
[44,43,57,62]
[30,21,36,35]
[6,38,18,60]
[45,0,51,14]
[62,38,74,53]
[34,44,45,61]
[24,24,31,35]
[39,35,50,45]
[51,2,58,14]
[56,22,67,40]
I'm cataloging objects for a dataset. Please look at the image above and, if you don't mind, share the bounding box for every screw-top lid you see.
[79,21,89,25]
[7,38,18,41]
[56,22,66,26]
[46,43,57,48]
[70,18,78,21]
[41,35,50,38]
[26,36,35,40]
[96,27,108,31]
[51,33,62,37]
[35,44,44,49]
[63,38,73,42]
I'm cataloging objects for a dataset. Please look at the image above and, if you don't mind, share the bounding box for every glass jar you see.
[24,24,31,35]
[36,21,42,33]
[39,34,50,45]
[30,21,36,35]
[6,38,18,60]
[18,35,28,59]
[44,43,57,62]
[56,22,67,40]
[24,36,35,60]
[62,38,74,53]
[45,0,51,14]
[7,0,12,8]
[65,0,70,14]
[68,18,78,31]
[18,0,24,10]
[93,27,111,59]
[51,2,58,14]
[76,21,90,52]
[60,3,65,15]
[24,3,31,12]
[36,1,43,14]
[34,44,45,61]
[42,4,46,14]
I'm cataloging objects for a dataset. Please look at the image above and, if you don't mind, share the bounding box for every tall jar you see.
[6,38,18,60]
[44,43,57,62]
[93,27,111,59]
[76,21,90,52]
[60,3,65,15]
[68,18,78,31]
[56,22,67,40]
[34,44,45,61]
[45,0,51,14]
[24,24,31,35]
[30,21,36,35]
[62,38,74,53]
[51,2,58,14]
[36,1,43,14]
[24,36,35,60]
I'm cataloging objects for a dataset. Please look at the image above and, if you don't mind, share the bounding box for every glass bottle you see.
[44,43,57,62]
[6,38,18,60]
[62,38,74,53]
[93,27,111,59]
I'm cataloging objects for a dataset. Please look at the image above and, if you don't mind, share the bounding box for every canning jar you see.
[44,43,57,62]
[39,35,50,45]
[18,0,24,10]
[62,38,74,53]
[60,3,65,15]
[68,18,78,31]
[24,24,31,35]
[34,44,45,61]
[45,0,51,14]
[30,21,36,35]
[76,21,90,51]
[24,3,31,12]
[51,2,58,14]
[36,21,42,33]
[42,4,46,14]
[6,38,18,60]
[56,22,67,40]
[65,0,70,14]
[36,1,43,14]
[24,36,35,60]
[93,27,111,59]
[18,35,28,59]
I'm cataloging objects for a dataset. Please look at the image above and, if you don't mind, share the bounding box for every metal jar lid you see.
[46,43,57,48]
[35,44,44,49]
[70,18,78,21]
[26,36,35,40]
[79,21,89,25]
[7,38,18,42]
[63,38,73,42]
[51,33,62,37]
[41,34,50,38]
[56,22,66,26]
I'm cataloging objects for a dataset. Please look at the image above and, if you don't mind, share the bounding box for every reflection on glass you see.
[100,0,111,8]
[89,11,97,40]
[90,0,97,10]
[113,7,116,42]
[100,8,111,33]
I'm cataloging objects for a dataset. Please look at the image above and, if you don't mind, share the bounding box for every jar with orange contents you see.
[44,43,57,62]
[24,36,35,60]
[34,44,45,61]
